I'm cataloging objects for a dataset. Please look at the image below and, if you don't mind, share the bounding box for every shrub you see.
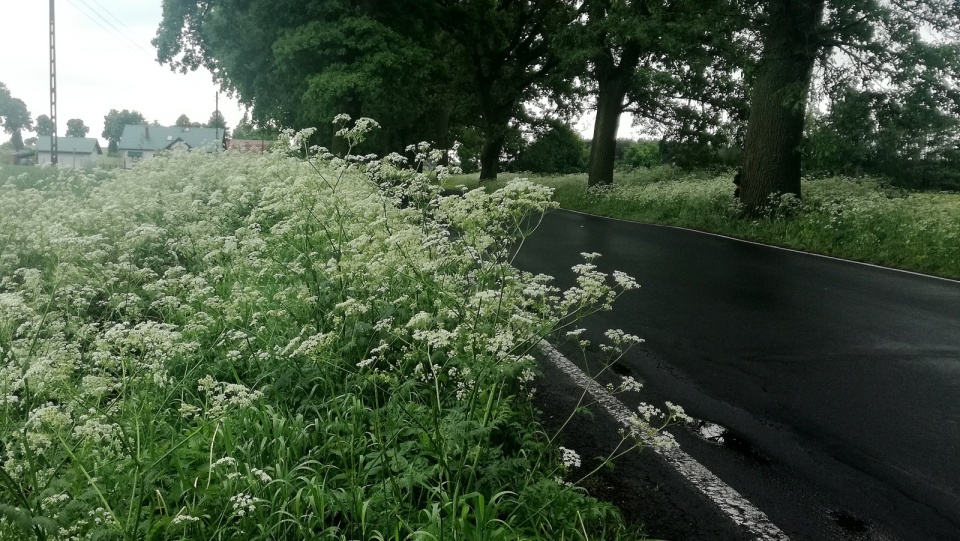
[619,140,661,169]
[513,121,587,174]
[0,123,678,540]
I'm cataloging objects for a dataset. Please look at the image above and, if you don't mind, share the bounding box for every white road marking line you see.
[540,341,790,541]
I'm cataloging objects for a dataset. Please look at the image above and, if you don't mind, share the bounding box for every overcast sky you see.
[1,1,244,145]
[2,1,640,146]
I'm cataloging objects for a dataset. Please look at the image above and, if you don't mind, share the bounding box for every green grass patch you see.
[449,168,960,280]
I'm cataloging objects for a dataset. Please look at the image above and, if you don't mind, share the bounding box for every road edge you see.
[539,340,791,541]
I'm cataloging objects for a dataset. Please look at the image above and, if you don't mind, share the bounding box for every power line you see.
[64,0,151,58]
[76,0,150,55]
[87,0,139,37]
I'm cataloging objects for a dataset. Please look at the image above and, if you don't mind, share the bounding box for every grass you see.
[447,167,960,280]
[0,140,683,540]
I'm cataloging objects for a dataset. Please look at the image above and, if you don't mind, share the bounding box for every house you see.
[118,125,225,169]
[36,136,102,167]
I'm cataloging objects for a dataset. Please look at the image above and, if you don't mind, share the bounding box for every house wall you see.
[122,149,156,169]
[37,151,97,168]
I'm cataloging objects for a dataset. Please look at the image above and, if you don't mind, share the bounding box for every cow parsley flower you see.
[558,446,581,469]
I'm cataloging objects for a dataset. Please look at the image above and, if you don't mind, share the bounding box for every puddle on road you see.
[829,509,871,535]
[609,361,633,377]
[691,420,772,465]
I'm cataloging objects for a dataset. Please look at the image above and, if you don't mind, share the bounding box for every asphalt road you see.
[514,209,960,540]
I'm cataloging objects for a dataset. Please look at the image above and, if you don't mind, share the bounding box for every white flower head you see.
[558,446,581,469]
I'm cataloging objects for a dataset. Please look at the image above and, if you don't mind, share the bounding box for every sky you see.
[1,1,641,147]
[1,0,245,146]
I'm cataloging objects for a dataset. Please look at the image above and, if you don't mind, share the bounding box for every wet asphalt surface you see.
[515,209,960,541]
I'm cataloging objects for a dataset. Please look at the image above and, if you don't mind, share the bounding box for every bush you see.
[619,140,661,169]
[513,121,587,174]
[0,126,671,540]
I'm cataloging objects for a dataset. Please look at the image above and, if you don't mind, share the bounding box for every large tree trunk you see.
[741,0,826,214]
[588,77,628,186]
[479,125,506,181]
[10,131,24,151]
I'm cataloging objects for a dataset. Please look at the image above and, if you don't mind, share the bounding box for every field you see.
[448,167,960,280]
[0,143,685,540]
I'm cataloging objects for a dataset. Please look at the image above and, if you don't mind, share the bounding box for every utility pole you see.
[49,0,58,165]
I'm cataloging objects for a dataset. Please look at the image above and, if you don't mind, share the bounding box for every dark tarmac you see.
[517,209,960,541]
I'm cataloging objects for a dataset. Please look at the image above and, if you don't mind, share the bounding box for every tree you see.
[739,0,960,213]
[175,114,203,127]
[35,114,55,137]
[513,120,587,174]
[206,110,229,137]
[0,82,33,151]
[432,0,578,180]
[65,118,90,138]
[233,110,277,140]
[154,0,457,157]
[102,109,146,155]
[571,0,749,186]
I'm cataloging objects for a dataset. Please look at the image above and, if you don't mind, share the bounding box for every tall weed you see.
[0,123,677,540]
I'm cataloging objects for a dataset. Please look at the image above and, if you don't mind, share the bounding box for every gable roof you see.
[118,125,225,151]
[37,136,102,155]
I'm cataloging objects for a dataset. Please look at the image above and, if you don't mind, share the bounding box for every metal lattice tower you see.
[49,0,58,165]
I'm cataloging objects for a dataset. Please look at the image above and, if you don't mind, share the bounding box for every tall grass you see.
[450,167,960,280]
[0,125,686,540]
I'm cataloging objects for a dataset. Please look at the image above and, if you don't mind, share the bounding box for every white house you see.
[118,125,225,169]
[36,136,102,167]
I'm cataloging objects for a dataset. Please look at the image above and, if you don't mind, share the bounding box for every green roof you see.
[37,136,101,154]
[118,125,224,151]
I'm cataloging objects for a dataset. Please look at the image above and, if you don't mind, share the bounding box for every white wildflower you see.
[230,492,260,517]
[619,376,643,393]
[171,512,200,526]
[250,468,272,483]
[558,446,581,469]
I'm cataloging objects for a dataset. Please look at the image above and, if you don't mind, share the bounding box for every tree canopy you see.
[65,118,90,138]
[175,114,203,128]
[35,115,55,137]
[103,109,146,154]
[151,0,960,198]
[738,0,960,212]
[155,0,453,156]
[0,82,33,151]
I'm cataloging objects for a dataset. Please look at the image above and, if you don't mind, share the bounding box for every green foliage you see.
[0,82,33,151]
[619,141,661,170]
[451,126,484,174]
[35,115,55,137]
[155,0,453,156]
[65,118,90,138]
[450,169,960,279]
[739,0,960,211]
[804,84,960,191]
[175,114,202,128]
[102,109,146,155]
[232,111,277,141]
[206,110,228,134]
[0,123,663,540]
[513,121,587,174]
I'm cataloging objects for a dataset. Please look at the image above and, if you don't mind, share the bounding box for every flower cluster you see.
[0,121,645,540]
